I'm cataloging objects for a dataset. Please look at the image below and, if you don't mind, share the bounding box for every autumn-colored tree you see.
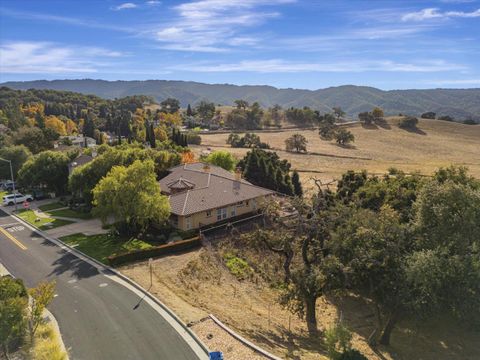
[28,281,56,341]
[65,119,78,135]
[45,115,67,136]
[161,112,182,127]
[181,150,195,164]
[154,126,168,142]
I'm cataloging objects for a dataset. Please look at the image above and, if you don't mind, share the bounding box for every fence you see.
[200,213,265,242]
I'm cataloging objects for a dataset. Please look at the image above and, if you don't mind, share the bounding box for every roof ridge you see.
[181,190,190,215]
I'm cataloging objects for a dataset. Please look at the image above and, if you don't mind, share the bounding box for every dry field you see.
[120,245,480,360]
[193,118,480,193]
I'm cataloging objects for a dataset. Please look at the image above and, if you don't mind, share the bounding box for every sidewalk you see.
[45,218,108,237]
[1,199,108,237]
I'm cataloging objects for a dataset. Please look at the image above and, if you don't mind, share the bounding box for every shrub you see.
[224,253,253,280]
[398,116,418,129]
[186,132,202,145]
[421,112,436,119]
[334,128,355,145]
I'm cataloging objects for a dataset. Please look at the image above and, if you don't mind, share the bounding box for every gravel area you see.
[192,318,270,360]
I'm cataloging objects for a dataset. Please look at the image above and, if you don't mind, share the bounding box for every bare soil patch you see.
[120,241,480,359]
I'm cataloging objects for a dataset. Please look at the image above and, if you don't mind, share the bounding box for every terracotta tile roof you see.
[159,162,275,216]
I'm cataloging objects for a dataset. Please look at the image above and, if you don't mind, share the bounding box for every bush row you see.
[107,237,201,267]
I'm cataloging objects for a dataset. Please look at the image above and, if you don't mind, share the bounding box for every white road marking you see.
[0,222,19,227]
[67,279,77,284]
[54,294,59,298]
[99,283,108,287]
[7,225,25,233]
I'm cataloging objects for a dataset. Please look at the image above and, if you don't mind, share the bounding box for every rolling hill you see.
[1,79,479,121]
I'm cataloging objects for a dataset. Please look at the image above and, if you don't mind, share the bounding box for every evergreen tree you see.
[275,168,285,192]
[292,170,303,196]
[83,112,96,138]
[149,123,156,148]
[186,104,193,117]
[283,173,294,196]
[35,111,45,129]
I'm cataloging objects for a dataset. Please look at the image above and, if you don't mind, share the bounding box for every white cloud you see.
[153,0,295,52]
[113,2,138,11]
[402,7,480,21]
[427,79,480,85]
[0,41,123,74]
[146,0,161,5]
[170,59,466,73]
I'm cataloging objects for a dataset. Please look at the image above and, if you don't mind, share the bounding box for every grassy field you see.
[195,118,480,193]
[60,233,153,264]
[17,210,74,230]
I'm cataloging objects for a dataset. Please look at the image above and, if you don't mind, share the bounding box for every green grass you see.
[16,210,74,230]
[38,202,65,212]
[48,208,92,220]
[60,233,154,264]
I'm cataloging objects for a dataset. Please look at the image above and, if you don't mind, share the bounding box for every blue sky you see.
[0,0,479,90]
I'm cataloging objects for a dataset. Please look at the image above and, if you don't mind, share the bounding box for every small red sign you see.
[23,201,29,209]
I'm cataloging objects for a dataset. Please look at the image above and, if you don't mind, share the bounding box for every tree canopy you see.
[92,160,171,235]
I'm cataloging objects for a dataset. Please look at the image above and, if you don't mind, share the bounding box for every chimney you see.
[235,167,242,181]
[203,164,211,173]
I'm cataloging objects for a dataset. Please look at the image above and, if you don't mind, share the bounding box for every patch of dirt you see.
[120,244,480,360]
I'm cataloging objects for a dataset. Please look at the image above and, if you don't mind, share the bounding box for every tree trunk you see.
[283,251,293,284]
[305,296,318,336]
[379,309,400,345]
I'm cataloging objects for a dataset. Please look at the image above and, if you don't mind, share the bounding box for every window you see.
[217,207,227,221]
[206,210,212,217]
[246,200,250,207]
[186,216,192,230]
[231,206,236,217]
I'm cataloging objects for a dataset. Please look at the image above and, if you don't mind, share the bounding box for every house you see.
[159,162,275,231]
[58,135,96,148]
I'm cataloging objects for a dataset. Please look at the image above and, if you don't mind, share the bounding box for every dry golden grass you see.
[32,322,68,360]
[194,118,480,193]
[120,245,480,360]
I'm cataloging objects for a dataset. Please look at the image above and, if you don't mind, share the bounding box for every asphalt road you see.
[0,208,207,360]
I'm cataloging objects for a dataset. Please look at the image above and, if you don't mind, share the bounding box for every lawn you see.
[48,208,92,220]
[60,233,154,264]
[38,202,65,212]
[16,210,74,230]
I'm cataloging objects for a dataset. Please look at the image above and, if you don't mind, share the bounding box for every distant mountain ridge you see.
[2,79,479,121]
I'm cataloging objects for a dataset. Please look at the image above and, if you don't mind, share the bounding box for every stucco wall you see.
[173,196,268,230]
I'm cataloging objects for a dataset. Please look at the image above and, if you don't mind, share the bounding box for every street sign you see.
[23,201,29,209]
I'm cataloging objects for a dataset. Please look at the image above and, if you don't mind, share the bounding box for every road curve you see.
[0,209,207,360]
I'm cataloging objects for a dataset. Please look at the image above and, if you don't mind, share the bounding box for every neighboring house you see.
[68,154,94,175]
[159,162,275,231]
[58,135,96,148]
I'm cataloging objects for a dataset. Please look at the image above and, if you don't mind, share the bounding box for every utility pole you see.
[0,157,17,212]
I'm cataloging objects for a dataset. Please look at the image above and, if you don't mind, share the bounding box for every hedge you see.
[107,237,201,267]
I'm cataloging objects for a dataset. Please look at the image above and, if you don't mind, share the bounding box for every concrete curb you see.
[209,314,283,360]
[9,212,210,358]
[44,308,70,359]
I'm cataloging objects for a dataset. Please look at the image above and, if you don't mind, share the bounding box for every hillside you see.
[195,117,480,193]
[2,80,479,121]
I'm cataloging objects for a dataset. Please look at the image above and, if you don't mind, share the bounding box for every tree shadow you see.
[326,294,479,360]
[375,119,391,130]
[332,143,357,150]
[242,323,326,360]
[361,123,378,130]
[401,126,426,135]
[46,241,101,279]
